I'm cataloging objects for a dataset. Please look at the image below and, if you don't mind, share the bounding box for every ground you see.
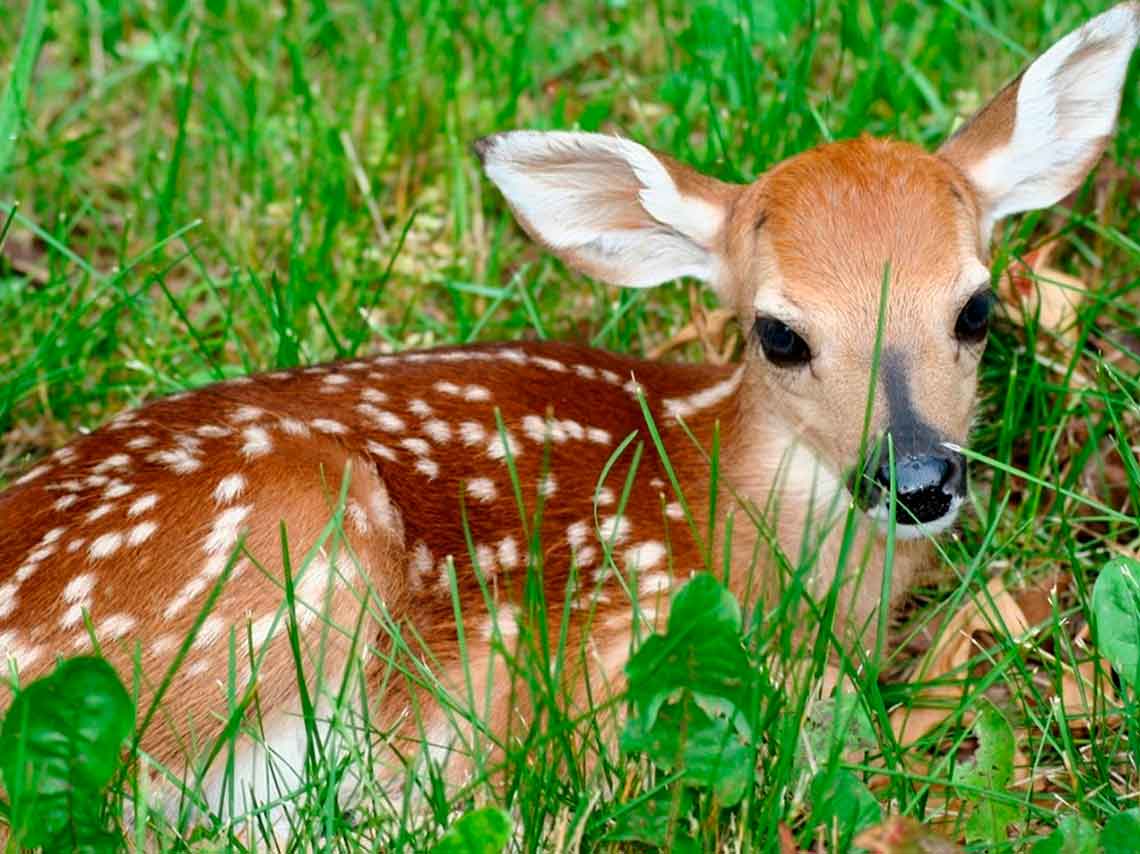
[1,0,1139,850]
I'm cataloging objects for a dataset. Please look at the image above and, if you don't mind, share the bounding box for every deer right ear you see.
[475,131,740,289]
[939,2,1140,239]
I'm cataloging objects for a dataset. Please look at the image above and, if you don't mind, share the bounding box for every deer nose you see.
[853,445,966,524]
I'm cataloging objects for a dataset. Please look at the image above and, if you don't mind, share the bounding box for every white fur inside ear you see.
[478,131,725,287]
[970,3,1139,225]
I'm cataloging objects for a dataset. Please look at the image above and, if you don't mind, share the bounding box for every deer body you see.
[1,1,1137,828]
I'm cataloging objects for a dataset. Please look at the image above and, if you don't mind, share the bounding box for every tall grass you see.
[1,0,1138,850]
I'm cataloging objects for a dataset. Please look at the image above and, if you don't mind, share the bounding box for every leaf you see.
[1100,808,1140,853]
[0,657,134,849]
[856,817,965,853]
[809,768,881,839]
[605,786,699,852]
[891,576,1030,744]
[430,806,511,854]
[621,697,753,806]
[624,573,758,735]
[1031,814,1099,854]
[953,703,1020,845]
[1092,558,1140,689]
[0,0,46,177]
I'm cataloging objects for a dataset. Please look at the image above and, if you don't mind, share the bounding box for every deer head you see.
[475,3,1139,540]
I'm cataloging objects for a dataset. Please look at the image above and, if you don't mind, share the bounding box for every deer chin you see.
[862,494,963,541]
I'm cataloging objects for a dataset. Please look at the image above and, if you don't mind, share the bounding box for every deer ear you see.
[475,131,740,289]
[940,2,1140,237]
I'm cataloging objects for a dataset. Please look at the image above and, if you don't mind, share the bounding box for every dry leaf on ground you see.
[855,817,964,854]
[1000,242,1088,347]
[890,575,1116,746]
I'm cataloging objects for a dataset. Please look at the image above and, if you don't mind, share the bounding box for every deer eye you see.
[755,316,812,366]
[954,290,995,343]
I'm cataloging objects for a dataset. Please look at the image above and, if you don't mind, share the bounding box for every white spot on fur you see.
[323,373,351,386]
[665,502,684,521]
[64,573,96,603]
[423,419,452,443]
[94,454,131,473]
[126,435,156,449]
[497,536,520,570]
[366,440,398,462]
[415,458,440,479]
[467,478,497,503]
[567,521,590,549]
[53,494,78,512]
[411,542,433,581]
[664,365,745,420]
[463,385,491,402]
[89,532,124,560]
[85,503,115,524]
[531,356,567,373]
[195,615,226,650]
[475,544,496,574]
[538,474,557,498]
[586,427,612,444]
[214,474,247,504]
[241,426,273,459]
[278,417,311,437]
[487,429,521,461]
[104,480,134,499]
[99,613,137,641]
[127,521,158,547]
[639,571,673,596]
[15,464,51,485]
[230,405,265,424]
[0,583,17,619]
[625,541,667,572]
[600,514,631,545]
[401,437,431,456]
[481,605,519,640]
[346,500,370,535]
[409,398,433,417]
[433,380,461,396]
[574,364,598,380]
[149,446,203,474]
[129,493,159,517]
[459,421,487,446]
[205,505,252,555]
[361,387,389,404]
[312,418,349,435]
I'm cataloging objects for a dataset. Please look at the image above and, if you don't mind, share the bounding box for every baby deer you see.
[1,1,1136,827]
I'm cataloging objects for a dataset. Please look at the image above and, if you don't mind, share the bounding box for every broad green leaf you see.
[605,787,699,852]
[665,571,742,637]
[0,657,134,849]
[1092,558,1140,689]
[797,691,878,772]
[621,697,753,806]
[430,806,511,854]
[1100,808,1140,853]
[809,768,881,839]
[953,703,1020,845]
[1031,814,1098,854]
[625,573,758,733]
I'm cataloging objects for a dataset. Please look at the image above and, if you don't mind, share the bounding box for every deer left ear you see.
[475,131,740,289]
[940,2,1140,237]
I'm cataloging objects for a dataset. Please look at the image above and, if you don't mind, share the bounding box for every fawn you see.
[0,1,1137,827]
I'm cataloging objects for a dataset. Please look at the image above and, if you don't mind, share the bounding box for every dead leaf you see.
[1000,241,1088,347]
[891,576,1029,745]
[647,285,738,363]
[855,817,964,854]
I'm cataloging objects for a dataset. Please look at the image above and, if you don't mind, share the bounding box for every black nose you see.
[853,444,965,524]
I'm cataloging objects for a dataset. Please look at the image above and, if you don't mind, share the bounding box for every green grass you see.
[1,0,1139,850]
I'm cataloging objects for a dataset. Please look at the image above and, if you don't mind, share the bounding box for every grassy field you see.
[1,0,1139,850]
